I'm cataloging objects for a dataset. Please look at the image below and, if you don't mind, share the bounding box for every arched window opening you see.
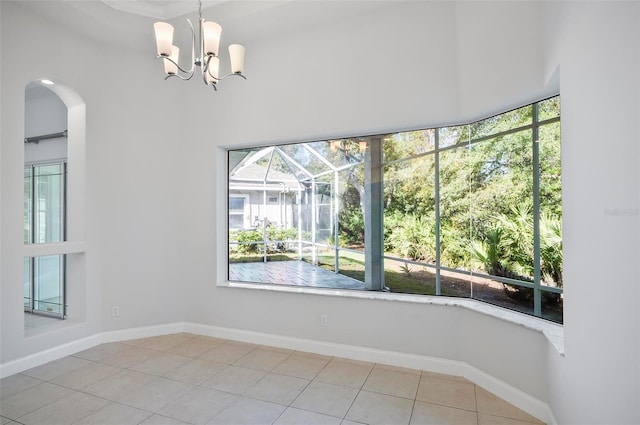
[23,79,86,321]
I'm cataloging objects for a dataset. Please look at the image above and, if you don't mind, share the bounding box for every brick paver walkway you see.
[229,260,365,289]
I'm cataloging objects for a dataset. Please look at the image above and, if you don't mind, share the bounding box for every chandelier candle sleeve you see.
[206,56,220,84]
[203,21,222,56]
[229,44,245,74]
[164,46,179,75]
[153,22,174,57]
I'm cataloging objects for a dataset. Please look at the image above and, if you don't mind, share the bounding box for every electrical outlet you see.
[320,314,328,326]
[111,306,120,317]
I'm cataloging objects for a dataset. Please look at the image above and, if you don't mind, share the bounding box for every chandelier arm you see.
[204,59,247,82]
[156,56,196,77]
[164,73,192,81]
[217,72,248,81]
[202,55,215,86]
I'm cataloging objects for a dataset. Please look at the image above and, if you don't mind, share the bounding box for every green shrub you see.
[338,209,364,245]
[385,212,436,261]
[233,225,300,254]
[540,213,562,288]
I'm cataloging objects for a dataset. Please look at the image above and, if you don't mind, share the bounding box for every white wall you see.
[1,1,639,424]
[544,2,640,423]
[1,0,207,361]
[24,88,67,163]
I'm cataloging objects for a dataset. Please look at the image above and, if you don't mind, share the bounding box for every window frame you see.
[225,96,562,323]
[24,159,68,318]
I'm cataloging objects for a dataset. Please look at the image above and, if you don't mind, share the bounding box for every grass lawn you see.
[228,249,562,323]
[315,252,466,297]
[229,253,298,263]
[229,250,460,296]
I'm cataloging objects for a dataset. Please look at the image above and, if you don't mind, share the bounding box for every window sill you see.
[23,241,86,257]
[24,315,83,339]
[221,281,564,355]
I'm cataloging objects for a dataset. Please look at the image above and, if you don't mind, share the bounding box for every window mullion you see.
[364,137,384,291]
[533,102,542,317]
[435,129,441,296]
[30,166,36,311]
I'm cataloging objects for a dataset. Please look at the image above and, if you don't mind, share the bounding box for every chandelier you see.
[153,0,246,90]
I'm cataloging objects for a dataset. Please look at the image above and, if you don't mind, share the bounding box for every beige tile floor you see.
[0,333,545,425]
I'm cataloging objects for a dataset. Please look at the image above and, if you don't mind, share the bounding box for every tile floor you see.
[0,333,545,425]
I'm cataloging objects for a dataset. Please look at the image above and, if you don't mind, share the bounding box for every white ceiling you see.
[100,0,233,20]
[15,1,397,54]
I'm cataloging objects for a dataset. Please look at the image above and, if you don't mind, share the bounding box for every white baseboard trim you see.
[183,322,557,425]
[0,322,183,378]
[100,322,185,344]
[1,321,557,425]
[0,333,101,378]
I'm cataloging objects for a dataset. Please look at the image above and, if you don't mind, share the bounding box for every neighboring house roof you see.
[230,163,301,191]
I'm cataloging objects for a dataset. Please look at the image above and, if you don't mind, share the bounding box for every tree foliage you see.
[336,97,562,289]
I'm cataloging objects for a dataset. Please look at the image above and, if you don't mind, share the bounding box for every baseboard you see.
[184,322,557,425]
[0,322,183,378]
[0,321,557,424]
[100,322,185,344]
[0,333,102,378]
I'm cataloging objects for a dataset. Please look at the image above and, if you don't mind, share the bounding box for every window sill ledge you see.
[23,242,86,257]
[221,281,564,355]
[24,315,83,339]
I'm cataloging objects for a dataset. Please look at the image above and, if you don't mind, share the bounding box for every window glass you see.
[24,82,69,319]
[439,124,469,148]
[439,144,472,298]
[384,153,437,295]
[468,131,535,315]
[383,129,435,161]
[469,106,532,139]
[227,97,562,323]
[33,255,64,314]
[24,168,32,244]
[228,198,246,230]
[538,97,561,121]
[33,163,65,243]
[24,257,31,309]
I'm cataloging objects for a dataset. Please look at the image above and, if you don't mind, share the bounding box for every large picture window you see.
[228,97,562,322]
